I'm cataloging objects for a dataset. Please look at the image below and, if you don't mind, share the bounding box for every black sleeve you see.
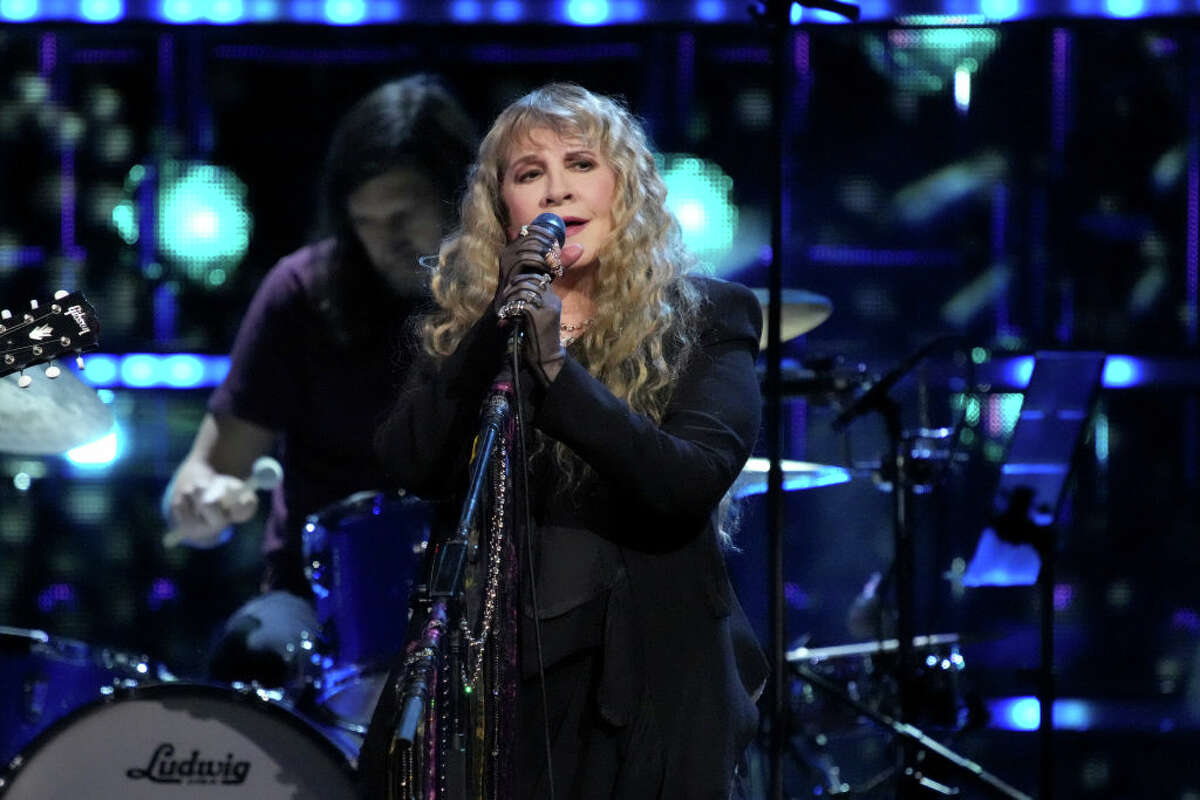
[374,310,507,499]
[535,278,762,537]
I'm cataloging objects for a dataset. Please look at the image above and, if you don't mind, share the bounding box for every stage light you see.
[1101,355,1141,388]
[866,27,999,96]
[565,0,607,23]
[160,0,201,22]
[492,0,521,21]
[207,0,244,22]
[694,0,724,19]
[981,0,1021,18]
[156,161,252,286]
[0,0,38,20]
[78,353,230,389]
[1103,0,1144,16]
[659,154,738,259]
[80,0,124,21]
[325,0,364,23]
[451,0,482,19]
[954,63,972,112]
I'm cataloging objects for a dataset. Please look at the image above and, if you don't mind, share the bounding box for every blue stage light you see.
[1103,0,1144,15]
[492,0,521,21]
[78,354,230,389]
[0,0,37,20]
[451,0,481,19]
[659,154,739,258]
[160,0,201,22]
[120,354,160,388]
[695,0,725,20]
[1005,355,1035,388]
[81,355,120,387]
[324,0,364,23]
[80,0,124,21]
[161,354,207,388]
[206,0,244,22]
[1101,355,1142,388]
[565,0,608,23]
[981,0,1021,18]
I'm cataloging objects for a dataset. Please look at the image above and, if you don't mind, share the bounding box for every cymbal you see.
[733,457,851,498]
[751,288,833,348]
[787,633,960,664]
[0,369,113,455]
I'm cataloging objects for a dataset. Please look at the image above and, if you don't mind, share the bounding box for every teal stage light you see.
[658,154,738,259]
[156,162,252,287]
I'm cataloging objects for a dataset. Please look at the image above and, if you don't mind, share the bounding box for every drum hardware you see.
[814,336,1032,799]
[750,288,834,349]
[300,489,433,736]
[0,626,174,769]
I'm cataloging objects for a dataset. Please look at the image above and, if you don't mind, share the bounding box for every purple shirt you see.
[208,240,421,592]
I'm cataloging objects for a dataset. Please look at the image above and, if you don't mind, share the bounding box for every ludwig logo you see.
[126,743,252,785]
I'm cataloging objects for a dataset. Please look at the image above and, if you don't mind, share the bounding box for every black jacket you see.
[371,275,768,798]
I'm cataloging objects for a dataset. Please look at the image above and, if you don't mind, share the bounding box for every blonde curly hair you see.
[424,82,702,426]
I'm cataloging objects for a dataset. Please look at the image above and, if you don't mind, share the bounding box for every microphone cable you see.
[509,319,557,800]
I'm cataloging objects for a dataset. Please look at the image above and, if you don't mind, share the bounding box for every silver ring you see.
[519,225,529,237]
[498,299,528,320]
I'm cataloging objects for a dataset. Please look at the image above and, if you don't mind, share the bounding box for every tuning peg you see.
[29,299,38,310]
[76,354,85,370]
[17,373,31,388]
[53,290,68,300]
[46,365,61,379]
[1,310,10,321]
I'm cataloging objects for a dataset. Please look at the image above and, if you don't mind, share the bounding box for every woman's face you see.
[500,127,617,272]
[347,166,443,295]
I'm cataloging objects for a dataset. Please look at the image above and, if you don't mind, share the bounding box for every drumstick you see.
[162,456,283,548]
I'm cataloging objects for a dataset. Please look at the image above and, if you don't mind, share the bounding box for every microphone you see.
[493,212,566,386]
[162,456,284,548]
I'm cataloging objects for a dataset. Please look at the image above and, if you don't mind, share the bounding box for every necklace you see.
[559,317,594,346]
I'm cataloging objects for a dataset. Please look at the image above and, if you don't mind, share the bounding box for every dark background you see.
[0,11,1197,799]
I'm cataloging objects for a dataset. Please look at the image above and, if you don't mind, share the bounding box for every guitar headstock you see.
[0,290,100,384]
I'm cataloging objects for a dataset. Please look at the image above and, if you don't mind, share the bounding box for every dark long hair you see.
[318,74,477,345]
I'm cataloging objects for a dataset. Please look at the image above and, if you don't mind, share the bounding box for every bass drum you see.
[0,626,171,767]
[0,683,357,799]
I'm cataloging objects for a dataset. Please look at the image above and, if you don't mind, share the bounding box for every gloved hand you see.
[492,220,562,318]
[497,272,565,385]
[494,218,583,386]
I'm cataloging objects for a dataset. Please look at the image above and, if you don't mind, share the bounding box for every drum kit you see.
[0,287,981,798]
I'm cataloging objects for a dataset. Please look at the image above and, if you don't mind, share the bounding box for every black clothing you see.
[366,275,768,798]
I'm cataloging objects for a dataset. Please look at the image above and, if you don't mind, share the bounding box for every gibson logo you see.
[126,744,251,785]
[66,304,91,335]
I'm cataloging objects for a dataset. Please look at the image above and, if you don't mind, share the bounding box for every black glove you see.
[492,221,561,318]
[494,219,566,386]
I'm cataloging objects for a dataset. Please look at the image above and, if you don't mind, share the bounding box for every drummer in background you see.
[161,74,477,686]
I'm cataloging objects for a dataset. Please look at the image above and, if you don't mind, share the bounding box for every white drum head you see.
[0,684,356,799]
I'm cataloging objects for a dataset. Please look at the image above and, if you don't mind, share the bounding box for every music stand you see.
[962,351,1107,800]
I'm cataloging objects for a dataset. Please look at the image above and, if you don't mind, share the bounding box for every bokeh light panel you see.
[156,162,252,286]
[659,153,738,259]
[1,0,1197,22]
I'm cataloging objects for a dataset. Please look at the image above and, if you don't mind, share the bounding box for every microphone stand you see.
[393,335,518,747]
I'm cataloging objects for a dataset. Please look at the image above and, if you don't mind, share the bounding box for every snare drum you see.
[0,683,357,799]
[0,626,171,767]
[303,490,432,730]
